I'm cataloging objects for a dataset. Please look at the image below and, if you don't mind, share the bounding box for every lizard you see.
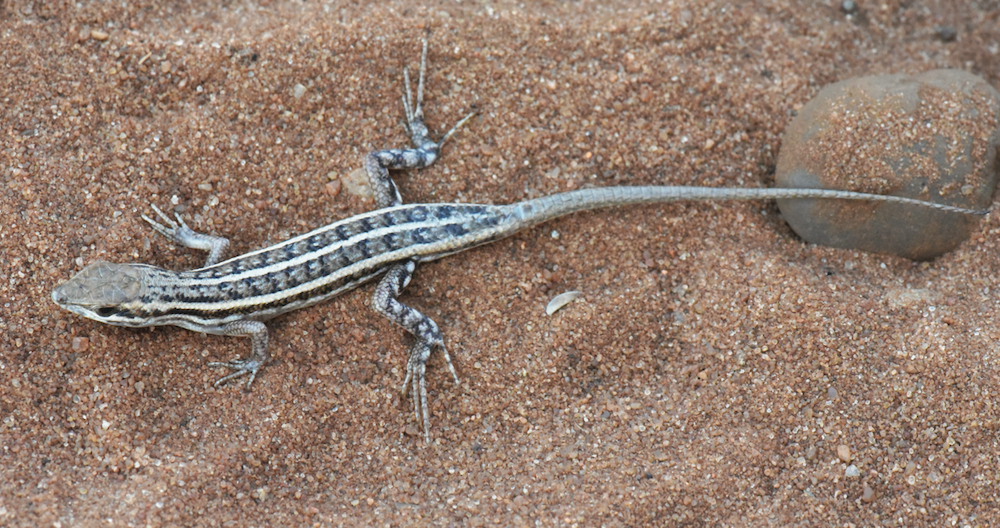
[51,39,987,440]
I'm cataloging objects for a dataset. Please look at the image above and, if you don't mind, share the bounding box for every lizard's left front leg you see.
[371,260,459,440]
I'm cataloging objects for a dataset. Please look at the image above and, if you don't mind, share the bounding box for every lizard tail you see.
[504,186,987,229]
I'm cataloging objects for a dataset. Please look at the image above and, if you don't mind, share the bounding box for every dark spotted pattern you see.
[147,268,382,319]
[145,203,507,320]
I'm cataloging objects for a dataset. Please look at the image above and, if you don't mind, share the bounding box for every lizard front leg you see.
[205,321,270,387]
[140,206,269,387]
[141,204,231,268]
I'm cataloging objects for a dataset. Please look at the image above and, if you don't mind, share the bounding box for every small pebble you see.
[545,291,582,315]
[71,336,90,352]
[293,83,306,99]
[326,179,343,198]
[841,0,857,14]
[934,25,957,42]
[862,483,875,502]
[845,464,860,478]
[343,168,374,198]
[90,29,109,41]
[827,387,838,400]
[837,444,852,463]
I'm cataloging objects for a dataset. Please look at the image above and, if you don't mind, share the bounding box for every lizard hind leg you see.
[364,39,476,209]
[401,39,476,152]
[371,260,459,441]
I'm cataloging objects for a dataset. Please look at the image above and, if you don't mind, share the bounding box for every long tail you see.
[503,186,988,229]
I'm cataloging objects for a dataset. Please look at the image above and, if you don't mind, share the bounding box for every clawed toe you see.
[401,355,430,442]
[142,204,195,241]
[208,359,263,388]
[141,203,231,267]
[397,339,461,442]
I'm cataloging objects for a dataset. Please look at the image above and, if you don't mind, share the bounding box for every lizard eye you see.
[96,306,117,317]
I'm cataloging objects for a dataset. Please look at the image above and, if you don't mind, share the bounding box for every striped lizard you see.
[52,40,986,440]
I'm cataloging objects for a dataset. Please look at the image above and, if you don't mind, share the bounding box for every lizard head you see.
[52,261,150,327]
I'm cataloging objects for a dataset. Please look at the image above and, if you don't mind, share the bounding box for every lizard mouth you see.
[55,302,100,320]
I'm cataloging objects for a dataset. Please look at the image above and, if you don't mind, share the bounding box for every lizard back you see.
[136,203,511,324]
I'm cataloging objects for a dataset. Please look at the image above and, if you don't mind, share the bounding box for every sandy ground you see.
[2,1,1000,526]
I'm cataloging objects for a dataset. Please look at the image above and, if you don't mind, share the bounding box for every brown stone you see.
[776,70,1000,260]
[837,444,852,463]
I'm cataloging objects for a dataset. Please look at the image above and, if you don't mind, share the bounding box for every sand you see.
[2,1,999,526]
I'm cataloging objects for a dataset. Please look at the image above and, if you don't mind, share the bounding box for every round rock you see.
[775,69,1000,260]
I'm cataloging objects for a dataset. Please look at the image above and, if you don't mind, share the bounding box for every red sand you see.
[2,1,999,525]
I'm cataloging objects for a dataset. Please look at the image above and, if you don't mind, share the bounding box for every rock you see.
[885,287,937,308]
[837,444,852,463]
[934,26,958,43]
[775,70,1000,260]
[862,483,875,502]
